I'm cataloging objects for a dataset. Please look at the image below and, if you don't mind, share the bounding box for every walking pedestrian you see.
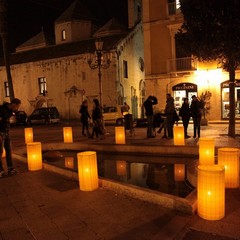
[121,102,130,115]
[165,94,175,138]
[143,95,158,138]
[79,100,91,137]
[89,99,103,140]
[190,95,203,138]
[179,98,191,138]
[0,98,21,178]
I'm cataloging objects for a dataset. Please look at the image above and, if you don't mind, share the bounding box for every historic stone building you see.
[0,0,144,120]
[142,0,240,120]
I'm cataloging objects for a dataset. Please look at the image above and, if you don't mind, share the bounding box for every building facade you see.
[0,0,145,120]
[142,0,240,120]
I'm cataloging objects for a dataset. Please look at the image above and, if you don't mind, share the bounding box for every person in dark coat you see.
[0,98,21,178]
[143,95,158,138]
[165,93,175,138]
[79,100,91,137]
[179,98,191,138]
[190,95,203,138]
[90,99,103,140]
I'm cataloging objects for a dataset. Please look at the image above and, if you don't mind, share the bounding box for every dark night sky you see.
[3,0,128,53]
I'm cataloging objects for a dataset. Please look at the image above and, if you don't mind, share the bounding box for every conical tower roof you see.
[55,0,96,23]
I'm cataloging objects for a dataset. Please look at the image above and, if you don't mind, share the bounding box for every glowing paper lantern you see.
[116,161,127,176]
[218,148,239,188]
[24,128,33,144]
[115,126,125,144]
[77,151,99,191]
[173,126,185,145]
[27,142,42,171]
[174,164,185,181]
[63,127,73,143]
[197,165,225,220]
[65,157,74,169]
[2,148,6,158]
[199,138,215,165]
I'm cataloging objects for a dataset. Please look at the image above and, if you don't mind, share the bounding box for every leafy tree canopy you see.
[176,0,240,71]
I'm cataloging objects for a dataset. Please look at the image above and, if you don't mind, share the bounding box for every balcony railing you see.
[167,57,197,73]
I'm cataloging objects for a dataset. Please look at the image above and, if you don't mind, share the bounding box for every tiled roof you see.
[93,18,128,38]
[16,30,54,52]
[0,35,127,66]
[55,0,97,23]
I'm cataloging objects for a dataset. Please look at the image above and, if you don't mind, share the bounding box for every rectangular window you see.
[123,60,128,78]
[4,81,9,97]
[62,30,66,41]
[38,77,47,95]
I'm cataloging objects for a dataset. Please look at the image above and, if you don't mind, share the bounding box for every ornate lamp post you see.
[87,39,111,107]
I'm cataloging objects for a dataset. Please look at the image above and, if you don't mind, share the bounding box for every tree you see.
[176,0,240,137]
[0,0,14,101]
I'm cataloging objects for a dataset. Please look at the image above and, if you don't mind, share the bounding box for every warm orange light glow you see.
[115,126,125,144]
[27,142,42,171]
[24,128,33,144]
[77,151,99,191]
[2,148,6,158]
[64,157,74,169]
[174,164,185,181]
[199,138,215,165]
[173,126,185,145]
[218,148,239,188]
[116,161,127,176]
[63,127,73,143]
[197,165,225,220]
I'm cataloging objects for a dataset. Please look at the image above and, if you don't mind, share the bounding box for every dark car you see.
[10,111,27,125]
[27,107,60,125]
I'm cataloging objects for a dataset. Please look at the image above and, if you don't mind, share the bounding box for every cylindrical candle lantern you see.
[173,126,185,145]
[115,126,125,144]
[197,165,225,220]
[77,151,99,191]
[65,157,74,169]
[63,127,73,143]
[27,142,42,171]
[174,164,185,181]
[199,138,215,165]
[116,161,127,176]
[218,148,239,188]
[25,128,33,143]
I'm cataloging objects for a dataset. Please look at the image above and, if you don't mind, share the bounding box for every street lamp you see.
[87,38,111,107]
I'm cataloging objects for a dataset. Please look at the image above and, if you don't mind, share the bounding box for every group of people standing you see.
[144,93,204,139]
[79,99,104,140]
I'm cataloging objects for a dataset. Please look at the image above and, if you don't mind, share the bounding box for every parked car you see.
[26,107,60,125]
[10,111,27,125]
[102,105,124,125]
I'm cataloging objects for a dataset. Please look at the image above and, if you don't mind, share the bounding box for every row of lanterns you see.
[197,137,239,221]
[24,127,99,191]
[23,127,240,221]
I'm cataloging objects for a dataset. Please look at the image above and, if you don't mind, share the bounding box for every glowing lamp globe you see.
[24,128,33,144]
[197,165,225,220]
[77,151,99,191]
[174,164,185,181]
[63,127,73,143]
[115,126,125,144]
[199,138,215,165]
[173,126,185,145]
[116,161,127,176]
[218,148,239,188]
[27,142,42,171]
[65,157,74,169]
